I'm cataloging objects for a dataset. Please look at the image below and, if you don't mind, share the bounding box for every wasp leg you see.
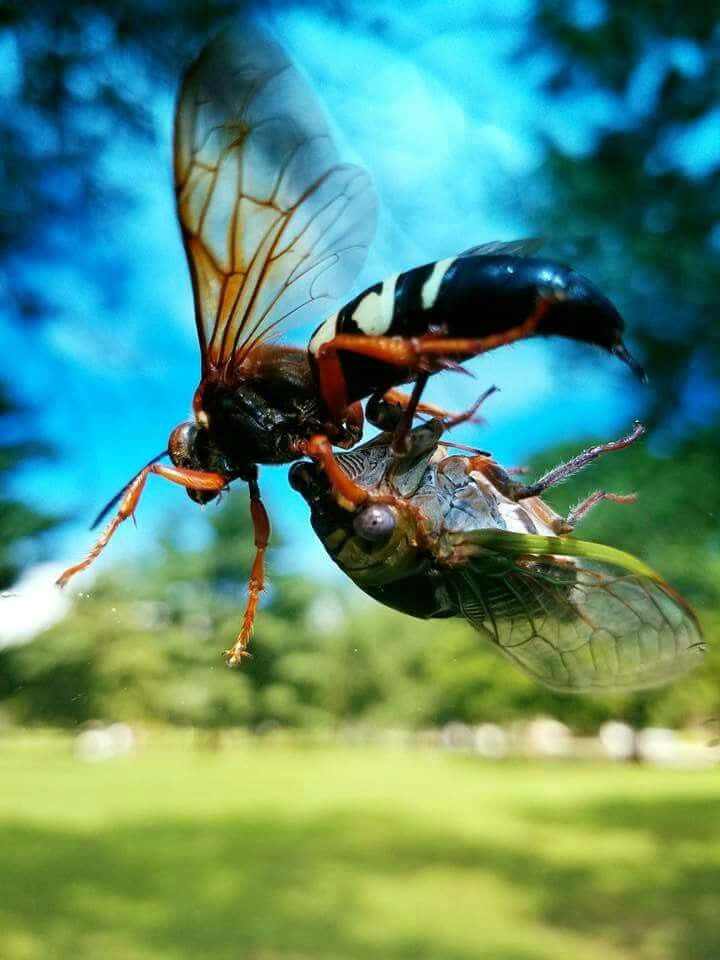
[56,465,228,588]
[509,421,646,501]
[389,372,430,454]
[314,311,543,425]
[341,401,365,448]
[298,434,369,512]
[374,383,499,433]
[365,379,432,436]
[225,472,270,668]
[441,384,499,429]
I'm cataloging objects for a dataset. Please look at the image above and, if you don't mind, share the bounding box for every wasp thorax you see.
[353,504,396,545]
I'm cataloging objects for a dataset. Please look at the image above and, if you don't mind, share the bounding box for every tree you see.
[0,385,57,589]
[527,1,719,432]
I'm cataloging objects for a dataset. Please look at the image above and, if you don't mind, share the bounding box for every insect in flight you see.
[57,19,645,666]
[290,409,705,691]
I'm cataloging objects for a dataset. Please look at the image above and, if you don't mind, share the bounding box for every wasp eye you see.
[353,504,396,544]
[168,421,198,467]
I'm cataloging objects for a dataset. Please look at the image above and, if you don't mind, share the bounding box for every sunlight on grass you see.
[1,731,719,960]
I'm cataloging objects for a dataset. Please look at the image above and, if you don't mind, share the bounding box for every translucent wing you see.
[174,22,378,373]
[459,238,544,258]
[446,530,705,692]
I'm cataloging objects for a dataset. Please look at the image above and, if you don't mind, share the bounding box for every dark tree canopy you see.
[528,0,719,431]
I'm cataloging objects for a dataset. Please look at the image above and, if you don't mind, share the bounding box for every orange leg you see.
[381,387,495,427]
[315,312,542,423]
[300,435,369,512]
[225,476,270,667]
[442,385,499,429]
[334,400,364,449]
[56,464,228,588]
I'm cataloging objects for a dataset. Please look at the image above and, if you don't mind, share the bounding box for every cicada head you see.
[289,458,427,587]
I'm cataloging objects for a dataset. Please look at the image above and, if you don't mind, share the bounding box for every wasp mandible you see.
[58,21,644,665]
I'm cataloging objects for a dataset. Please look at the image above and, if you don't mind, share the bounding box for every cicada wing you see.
[445,530,705,692]
[174,21,378,373]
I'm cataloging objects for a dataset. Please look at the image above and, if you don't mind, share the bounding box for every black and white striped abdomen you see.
[307,252,632,404]
[308,256,457,356]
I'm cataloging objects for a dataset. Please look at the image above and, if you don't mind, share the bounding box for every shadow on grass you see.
[3,795,719,959]
[2,812,536,960]
[520,792,720,959]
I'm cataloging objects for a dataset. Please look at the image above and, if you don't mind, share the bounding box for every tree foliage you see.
[527,0,719,432]
[2,482,718,732]
[0,385,57,589]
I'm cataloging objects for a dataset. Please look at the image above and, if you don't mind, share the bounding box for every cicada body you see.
[290,422,705,692]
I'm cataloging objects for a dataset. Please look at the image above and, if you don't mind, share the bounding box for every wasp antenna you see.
[90,450,169,530]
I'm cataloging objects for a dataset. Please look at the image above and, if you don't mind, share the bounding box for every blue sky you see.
[6,0,712,598]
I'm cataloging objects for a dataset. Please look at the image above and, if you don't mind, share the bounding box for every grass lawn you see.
[1,729,719,960]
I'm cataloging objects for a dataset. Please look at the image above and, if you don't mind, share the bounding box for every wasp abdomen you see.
[308,253,641,401]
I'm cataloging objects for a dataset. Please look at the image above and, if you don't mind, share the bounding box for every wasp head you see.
[168,420,226,504]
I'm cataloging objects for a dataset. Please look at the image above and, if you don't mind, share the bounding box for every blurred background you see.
[1,1,719,958]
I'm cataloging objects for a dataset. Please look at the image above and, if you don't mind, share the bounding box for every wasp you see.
[57,21,644,666]
[290,409,704,691]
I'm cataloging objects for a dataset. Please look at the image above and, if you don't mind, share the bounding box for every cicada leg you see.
[56,464,228,588]
[565,490,638,530]
[510,421,646,501]
[225,472,270,668]
[466,421,645,533]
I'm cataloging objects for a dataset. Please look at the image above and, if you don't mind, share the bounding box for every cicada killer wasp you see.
[290,409,705,692]
[58,20,645,666]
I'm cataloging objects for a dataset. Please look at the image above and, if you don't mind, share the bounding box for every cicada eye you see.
[353,504,396,544]
[168,421,198,467]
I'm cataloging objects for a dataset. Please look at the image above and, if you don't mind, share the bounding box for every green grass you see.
[1,730,719,960]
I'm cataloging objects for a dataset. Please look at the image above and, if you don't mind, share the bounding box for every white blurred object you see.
[525,717,572,758]
[74,723,135,762]
[305,593,346,634]
[0,564,72,648]
[634,726,718,768]
[474,723,510,759]
[440,721,476,751]
[599,721,636,761]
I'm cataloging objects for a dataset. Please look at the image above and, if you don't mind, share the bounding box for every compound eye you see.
[353,504,396,545]
[168,421,198,467]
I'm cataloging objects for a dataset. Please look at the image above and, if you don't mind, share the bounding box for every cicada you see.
[58,20,644,665]
[290,413,704,691]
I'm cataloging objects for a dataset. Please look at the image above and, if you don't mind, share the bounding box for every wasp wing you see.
[458,238,544,258]
[445,530,705,692]
[174,21,377,373]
